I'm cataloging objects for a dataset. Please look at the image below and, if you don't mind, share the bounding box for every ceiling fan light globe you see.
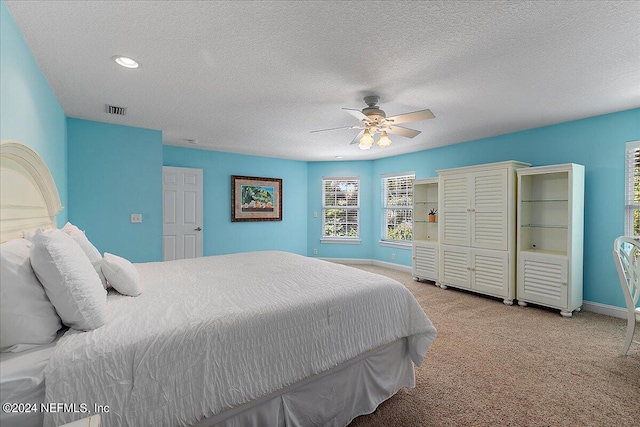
[359,129,374,147]
[358,138,373,149]
[377,131,392,148]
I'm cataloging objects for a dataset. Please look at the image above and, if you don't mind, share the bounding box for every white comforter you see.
[43,251,436,427]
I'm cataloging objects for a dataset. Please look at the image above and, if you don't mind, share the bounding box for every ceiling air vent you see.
[106,105,127,116]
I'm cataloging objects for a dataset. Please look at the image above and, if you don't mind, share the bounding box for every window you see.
[382,173,415,243]
[625,140,640,238]
[322,177,360,241]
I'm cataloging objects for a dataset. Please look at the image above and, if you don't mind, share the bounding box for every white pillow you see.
[102,253,141,297]
[61,222,108,289]
[0,239,62,352]
[30,229,107,331]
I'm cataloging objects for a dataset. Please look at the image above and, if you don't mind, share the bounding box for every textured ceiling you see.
[5,1,640,161]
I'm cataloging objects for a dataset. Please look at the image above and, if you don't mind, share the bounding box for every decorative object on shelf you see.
[231,175,282,222]
[428,208,437,223]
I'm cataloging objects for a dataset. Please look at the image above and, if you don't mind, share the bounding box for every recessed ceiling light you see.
[335,156,344,159]
[113,56,140,69]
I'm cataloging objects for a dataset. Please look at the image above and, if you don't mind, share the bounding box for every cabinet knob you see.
[195,227,202,231]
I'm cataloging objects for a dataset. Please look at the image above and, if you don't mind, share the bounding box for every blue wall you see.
[0,2,68,225]
[163,146,308,256]
[67,119,163,262]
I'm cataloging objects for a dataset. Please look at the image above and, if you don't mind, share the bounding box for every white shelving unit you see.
[438,161,530,304]
[516,163,584,317]
[412,178,439,283]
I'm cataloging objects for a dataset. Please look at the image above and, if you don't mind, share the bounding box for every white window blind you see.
[382,173,415,242]
[322,177,360,239]
[625,140,640,238]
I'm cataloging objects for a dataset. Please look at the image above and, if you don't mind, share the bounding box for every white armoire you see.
[437,161,530,304]
[412,178,439,283]
[516,164,585,317]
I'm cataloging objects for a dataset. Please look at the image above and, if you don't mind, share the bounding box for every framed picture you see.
[231,175,282,222]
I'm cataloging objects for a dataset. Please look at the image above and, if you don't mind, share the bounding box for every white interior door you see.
[163,166,203,261]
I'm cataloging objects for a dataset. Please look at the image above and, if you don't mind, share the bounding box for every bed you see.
[0,140,437,427]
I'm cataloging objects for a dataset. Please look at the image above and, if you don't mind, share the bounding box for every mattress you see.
[0,332,61,427]
[43,251,437,427]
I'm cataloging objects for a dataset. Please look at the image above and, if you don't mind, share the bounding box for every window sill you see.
[321,238,361,245]
[378,240,411,249]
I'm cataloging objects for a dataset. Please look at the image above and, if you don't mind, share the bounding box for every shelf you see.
[415,220,438,224]
[414,201,438,205]
[521,224,567,229]
[414,239,438,244]
[520,248,568,256]
[521,199,568,203]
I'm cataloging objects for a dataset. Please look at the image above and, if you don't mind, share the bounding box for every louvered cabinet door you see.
[413,242,438,282]
[471,169,508,251]
[440,175,470,246]
[471,249,510,299]
[440,245,471,289]
[517,252,568,309]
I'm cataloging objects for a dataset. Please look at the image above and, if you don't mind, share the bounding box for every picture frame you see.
[231,175,282,222]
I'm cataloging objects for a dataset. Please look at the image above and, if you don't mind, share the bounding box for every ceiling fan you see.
[311,96,435,150]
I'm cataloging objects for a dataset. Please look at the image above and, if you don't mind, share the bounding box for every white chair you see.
[612,236,640,355]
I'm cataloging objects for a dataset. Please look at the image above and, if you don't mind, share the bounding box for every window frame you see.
[321,176,361,244]
[380,172,415,246]
[625,140,640,238]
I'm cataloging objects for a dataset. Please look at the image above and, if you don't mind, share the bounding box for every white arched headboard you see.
[0,140,63,243]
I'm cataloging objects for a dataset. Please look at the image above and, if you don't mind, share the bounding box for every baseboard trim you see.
[582,300,627,319]
[371,260,412,273]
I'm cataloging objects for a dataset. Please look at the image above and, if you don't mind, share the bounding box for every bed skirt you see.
[193,338,414,427]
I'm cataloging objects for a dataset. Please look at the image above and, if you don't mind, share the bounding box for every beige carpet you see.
[347,264,640,427]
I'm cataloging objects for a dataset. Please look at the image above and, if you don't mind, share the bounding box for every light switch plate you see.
[131,213,142,223]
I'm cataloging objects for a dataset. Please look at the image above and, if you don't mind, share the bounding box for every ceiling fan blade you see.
[343,108,369,122]
[387,125,421,138]
[310,125,360,133]
[386,109,435,124]
[349,130,365,145]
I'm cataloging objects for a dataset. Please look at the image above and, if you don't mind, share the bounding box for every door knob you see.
[195,227,202,231]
